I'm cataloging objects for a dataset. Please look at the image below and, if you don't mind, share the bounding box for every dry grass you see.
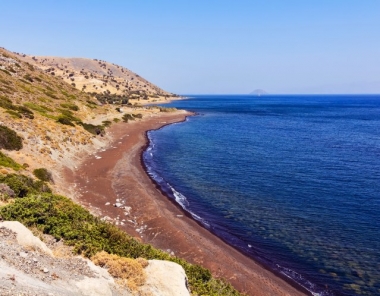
[91,251,148,291]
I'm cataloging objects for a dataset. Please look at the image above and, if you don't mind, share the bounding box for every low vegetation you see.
[122,113,142,122]
[0,184,240,295]
[91,92,129,105]
[0,174,51,198]
[78,122,105,136]
[33,168,53,183]
[159,106,177,112]
[92,251,147,290]
[0,96,34,119]
[0,125,23,151]
[0,151,22,171]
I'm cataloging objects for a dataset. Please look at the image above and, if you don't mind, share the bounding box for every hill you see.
[250,89,268,95]
[16,54,176,104]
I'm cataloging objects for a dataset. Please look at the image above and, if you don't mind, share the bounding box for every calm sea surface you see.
[143,95,380,296]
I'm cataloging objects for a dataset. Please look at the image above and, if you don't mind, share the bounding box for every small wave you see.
[171,186,190,208]
[276,264,334,296]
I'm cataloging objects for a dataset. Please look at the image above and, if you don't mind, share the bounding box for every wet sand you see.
[64,111,307,296]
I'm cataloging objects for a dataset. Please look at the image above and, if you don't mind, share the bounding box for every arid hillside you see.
[0,47,168,194]
[16,54,175,104]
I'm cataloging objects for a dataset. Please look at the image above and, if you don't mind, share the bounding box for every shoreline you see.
[63,111,307,296]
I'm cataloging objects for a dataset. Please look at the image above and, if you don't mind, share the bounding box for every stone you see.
[19,252,28,258]
[141,260,190,296]
[113,203,124,209]
[0,221,53,256]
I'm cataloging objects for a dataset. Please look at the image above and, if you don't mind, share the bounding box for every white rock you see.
[19,252,28,258]
[141,260,190,296]
[0,221,53,256]
[113,203,124,208]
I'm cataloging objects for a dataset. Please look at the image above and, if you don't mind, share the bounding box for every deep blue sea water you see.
[143,95,380,296]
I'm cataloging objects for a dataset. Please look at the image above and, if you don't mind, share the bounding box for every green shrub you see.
[0,174,50,197]
[78,122,104,135]
[60,103,79,111]
[122,113,135,122]
[16,106,34,119]
[24,102,53,115]
[5,110,22,119]
[102,120,112,127]
[43,90,60,100]
[57,116,75,126]
[33,168,53,183]
[23,74,34,82]
[58,109,80,122]
[0,194,240,295]
[159,107,177,112]
[0,96,14,110]
[0,125,23,150]
[0,97,34,119]
[0,152,22,171]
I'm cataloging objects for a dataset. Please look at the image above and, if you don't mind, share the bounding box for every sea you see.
[143,95,380,296]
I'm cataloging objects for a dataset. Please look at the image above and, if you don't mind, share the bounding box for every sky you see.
[1,1,380,94]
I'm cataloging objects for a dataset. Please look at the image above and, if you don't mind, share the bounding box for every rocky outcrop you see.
[0,221,53,256]
[0,221,190,296]
[142,260,190,296]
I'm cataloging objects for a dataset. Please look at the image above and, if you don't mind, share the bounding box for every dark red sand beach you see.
[64,111,306,296]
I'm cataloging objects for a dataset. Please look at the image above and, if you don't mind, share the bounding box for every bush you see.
[33,168,53,183]
[102,120,112,127]
[60,103,79,111]
[16,106,34,119]
[0,125,23,150]
[0,96,14,110]
[122,114,135,122]
[5,110,22,119]
[58,109,80,122]
[23,74,34,82]
[57,116,75,126]
[0,151,22,171]
[91,251,146,290]
[0,97,34,119]
[24,102,53,115]
[159,107,177,112]
[0,174,51,197]
[78,122,104,136]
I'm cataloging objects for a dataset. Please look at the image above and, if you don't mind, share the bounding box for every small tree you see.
[0,125,23,150]
[33,168,54,183]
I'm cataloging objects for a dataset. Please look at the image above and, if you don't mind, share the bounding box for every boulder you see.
[0,221,53,256]
[141,260,190,296]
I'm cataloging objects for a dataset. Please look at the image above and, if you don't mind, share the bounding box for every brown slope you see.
[17,55,174,101]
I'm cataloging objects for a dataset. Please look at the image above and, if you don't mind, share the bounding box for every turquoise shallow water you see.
[143,95,380,295]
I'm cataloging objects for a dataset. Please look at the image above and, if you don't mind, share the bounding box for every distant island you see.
[250,89,268,96]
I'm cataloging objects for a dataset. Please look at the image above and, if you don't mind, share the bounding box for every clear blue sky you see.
[1,1,379,94]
